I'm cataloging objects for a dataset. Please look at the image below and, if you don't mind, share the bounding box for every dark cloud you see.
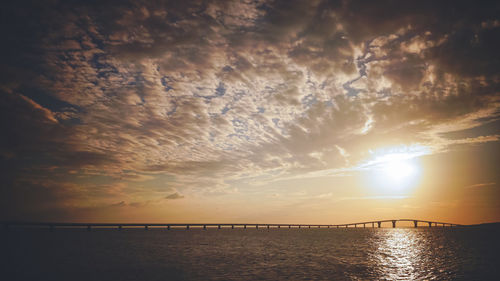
[165,192,184,200]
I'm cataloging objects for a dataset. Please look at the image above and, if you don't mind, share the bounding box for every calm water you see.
[1,227,499,280]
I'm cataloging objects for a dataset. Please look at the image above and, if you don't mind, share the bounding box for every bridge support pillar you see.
[428,222,432,227]
[244,225,247,229]
[232,225,234,229]
[186,225,190,230]
[363,224,366,228]
[377,222,381,228]
[87,225,91,232]
[203,225,206,230]
[414,221,418,228]
[118,225,122,231]
[308,225,311,228]
[167,225,170,230]
[372,222,374,228]
[392,220,396,228]
[354,224,357,228]
[256,225,259,229]
[278,225,280,229]
[218,225,221,229]
[145,225,149,230]
[267,225,270,229]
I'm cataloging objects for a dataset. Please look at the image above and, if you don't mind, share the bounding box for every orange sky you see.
[1,0,499,225]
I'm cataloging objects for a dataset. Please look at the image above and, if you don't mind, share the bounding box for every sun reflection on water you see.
[372,229,426,280]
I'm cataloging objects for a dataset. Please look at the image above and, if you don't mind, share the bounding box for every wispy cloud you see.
[465,182,496,189]
[337,196,410,202]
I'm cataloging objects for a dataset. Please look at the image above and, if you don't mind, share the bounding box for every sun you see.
[381,159,417,183]
[374,155,421,191]
[363,147,426,193]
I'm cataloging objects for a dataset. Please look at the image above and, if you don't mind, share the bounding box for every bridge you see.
[2,219,462,231]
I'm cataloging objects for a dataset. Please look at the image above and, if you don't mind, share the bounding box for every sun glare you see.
[363,146,427,193]
[381,159,417,183]
[374,154,421,191]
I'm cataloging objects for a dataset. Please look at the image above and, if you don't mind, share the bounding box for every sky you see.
[1,0,499,224]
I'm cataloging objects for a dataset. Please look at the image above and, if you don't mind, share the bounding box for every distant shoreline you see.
[464,222,500,228]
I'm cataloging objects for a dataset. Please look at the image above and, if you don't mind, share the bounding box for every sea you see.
[1,227,499,280]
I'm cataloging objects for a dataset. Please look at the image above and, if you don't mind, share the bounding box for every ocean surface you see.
[1,227,499,280]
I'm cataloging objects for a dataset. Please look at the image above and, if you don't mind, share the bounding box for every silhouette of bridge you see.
[3,219,462,231]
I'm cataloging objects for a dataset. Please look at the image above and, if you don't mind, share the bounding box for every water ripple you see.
[2,228,499,280]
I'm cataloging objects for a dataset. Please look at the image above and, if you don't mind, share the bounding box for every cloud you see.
[337,195,410,202]
[465,182,496,189]
[165,192,184,200]
[1,0,499,219]
[111,201,126,207]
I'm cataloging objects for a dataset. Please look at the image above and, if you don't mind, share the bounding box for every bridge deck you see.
[2,219,462,230]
